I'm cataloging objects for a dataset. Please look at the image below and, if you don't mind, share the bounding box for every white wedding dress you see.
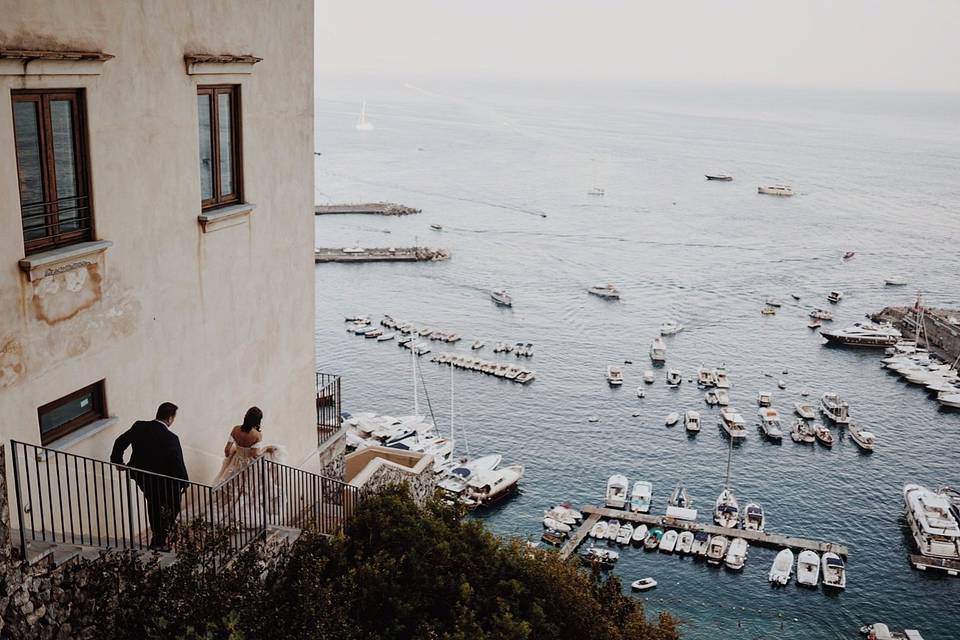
[210,438,289,523]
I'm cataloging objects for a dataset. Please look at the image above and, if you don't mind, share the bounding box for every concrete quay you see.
[314,247,449,263]
[314,202,421,216]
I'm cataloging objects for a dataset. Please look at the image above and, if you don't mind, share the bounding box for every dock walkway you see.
[314,203,421,216]
[559,505,848,560]
[315,247,449,263]
[910,554,960,576]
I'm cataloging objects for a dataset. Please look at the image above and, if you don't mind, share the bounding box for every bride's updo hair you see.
[241,406,263,432]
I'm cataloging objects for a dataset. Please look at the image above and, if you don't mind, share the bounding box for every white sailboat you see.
[355,100,374,131]
[714,435,739,528]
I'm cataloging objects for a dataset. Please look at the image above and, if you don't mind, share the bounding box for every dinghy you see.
[630,577,657,591]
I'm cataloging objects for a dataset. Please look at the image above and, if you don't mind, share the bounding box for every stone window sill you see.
[18,240,113,282]
[37,416,118,461]
[184,54,262,76]
[0,49,114,76]
[198,202,255,232]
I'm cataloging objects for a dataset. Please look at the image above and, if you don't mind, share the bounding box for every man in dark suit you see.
[110,402,189,550]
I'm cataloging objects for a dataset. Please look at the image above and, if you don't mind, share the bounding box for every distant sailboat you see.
[356,100,374,131]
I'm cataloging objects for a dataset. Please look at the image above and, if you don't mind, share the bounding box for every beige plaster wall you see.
[0,1,317,485]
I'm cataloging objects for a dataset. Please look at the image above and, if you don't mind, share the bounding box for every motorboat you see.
[849,423,877,451]
[821,321,901,348]
[636,387,646,398]
[796,550,820,586]
[631,480,653,513]
[437,454,503,494]
[616,523,634,545]
[666,369,682,387]
[490,289,513,306]
[588,284,621,300]
[344,314,370,324]
[860,623,926,640]
[589,520,608,539]
[814,424,834,447]
[665,412,680,426]
[757,392,773,407]
[376,332,395,342]
[649,337,667,363]
[885,278,908,286]
[764,298,782,308]
[429,223,443,231]
[757,408,784,442]
[714,368,730,389]
[704,390,719,406]
[676,531,695,554]
[706,535,729,565]
[842,250,856,261]
[719,407,747,439]
[579,546,618,568]
[827,290,844,304]
[644,528,663,550]
[716,389,730,406]
[938,391,960,409]
[821,552,847,589]
[809,308,833,321]
[777,379,787,389]
[705,173,733,181]
[542,517,572,533]
[605,519,621,541]
[791,293,801,301]
[902,483,960,559]
[758,184,794,196]
[691,531,710,556]
[668,482,692,508]
[545,502,583,524]
[363,328,383,339]
[768,548,794,585]
[607,365,625,386]
[541,528,567,546]
[697,366,716,386]
[742,503,765,531]
[820,392,850,425]
[631,524,649,545]
[462,464,524,509]
[714,489,739,528]
[760,306,777,316]
[658,529,679,553]
[794,402,816,420]
[808,319,822,329]
[684,410,701,433]
[643,369,655,384]
[605,474,629,509]
[587,187,605,196]
[724,537,748,570]
[660,320,685,336]
[790,419,816,444]
[471,340,484,350]
[630,577,657,591]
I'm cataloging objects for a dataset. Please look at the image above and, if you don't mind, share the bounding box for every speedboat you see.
[684,411,701,433]
[809,308,833,321]
[757,408,784,442]
[742,503,765,531]
[715,389,730,406]
[665,412,680,426]
[814,424,834,447]
[579,546,618,568]
[471,340,484,350]
[691,531,710,556]
[542,517,571,533]
[757,391,772,407]
[588,284,621,300]
[545,502,583,525]
[758,184,794,196]
[793,402,816,420]
[768,548,794,585]
[849,423,877,451]
[714,489,739,528]
[643,369,655,384]
[821,321,901,348]
[630,577,657,591]
[589,520,608,539]
[790,419,816,444]
[842,250,856,261]
[658,529,679,553]
[885,278,908,286]
[668,481,692,508]
[616,523,634,545]
[724,537,748,570]
[605,474,629,509]
[607,365,625,386]
[631,480,652,513]
[808,319,822,329]
[697,366,716,386]
[631,524,649,545]
[676,531,695,554]
[764,297,782,308]
[587,187,605,196]
[902,483,960,559]
[938,391,960,409]
[821,552,846,589]
[541,529,567,546]
[605,519,621,541]
[719,408,747,439]
[462,464,524,509]
[636,387,646,398]
[706,535,729,565]
[437,454,503,494]
[820,392,850,425]
[796,550,820,586]
[660,320,684,335]
[704,390,720,406]
[760,306,777,316]
[714,368,730,389]
[377,332,395,342]
[649,337,667,363]
[429,223,443,231]
[827,290,844,304]
[490,289,513,306]
[705,173,733,181]
[666,369,682,387]
[643,528,663,550]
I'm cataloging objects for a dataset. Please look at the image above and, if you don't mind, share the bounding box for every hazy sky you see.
[316,0,960,93]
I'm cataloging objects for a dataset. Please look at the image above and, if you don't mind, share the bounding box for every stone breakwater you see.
[314,247,450,263]
[313,202,421,216]
[871,306,960,363]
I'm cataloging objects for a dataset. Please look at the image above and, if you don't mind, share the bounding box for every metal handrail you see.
[316,372,342,446]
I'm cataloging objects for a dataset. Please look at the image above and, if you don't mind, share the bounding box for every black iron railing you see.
[8,439,364,567]
[316,372,342,446]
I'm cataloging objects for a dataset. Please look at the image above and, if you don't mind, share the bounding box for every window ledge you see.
[184,53,262,76]
[37,416,118,461]
[0,49,114,76]
[198,203,255,233]
[18,240,113,282]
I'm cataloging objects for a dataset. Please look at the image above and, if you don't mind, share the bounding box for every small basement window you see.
[38,380,106,445]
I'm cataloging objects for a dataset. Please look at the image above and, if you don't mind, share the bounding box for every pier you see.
[559,505,848,560]
[910,555,960,576]
[314,202,421,216]
[872,305,960,364]
[315,247,449,263]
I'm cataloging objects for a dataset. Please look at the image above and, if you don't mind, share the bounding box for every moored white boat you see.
[666,369,682,387]
[719,407,747,439]
[649,337,667,363]
[809,308,833,321]
[643,369,655,384]
[462,463,524,509]
[742,503,765,531]
[691,531,710,556]
[768,548,794,585]
[790,419,816,444]
[820,392,851,425]
[757,391,772,407]
[706,535,729,564]
[758,184,794,196]
[588,284,621,299]
[660,320,684,335]
[665,412,680,426]
[676,531,695,554]
[616,523,634,545]
[793,402,816,420]
[704,390,719,406]
[714,368,730,389]
[714,488,739,528]
[490,289,513,306]
[796,550,820,586]
[630,577,657,591]
[658,529,679,553]
[827,290,844,304]
[605,519,621,541]
[902,483,960,560]
[821,552,846,589]
[724,537,748,570]
[814,423,834,447]
[605,474,629,509]
[849,423,877,451]
[632,523,648,545]
[606,365,624,386]
[821,321,901,348]
[589,520,608,539]
[757,408,784,442]
[684,410,701,433]
[631,480,653,513]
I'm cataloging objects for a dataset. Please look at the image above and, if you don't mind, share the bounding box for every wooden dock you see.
[314,247,449,263]
[314,203,421,216]
[910,554,960,576]
[558,505,848,560]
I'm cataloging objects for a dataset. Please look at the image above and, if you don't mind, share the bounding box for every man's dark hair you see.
[156,402,178,422]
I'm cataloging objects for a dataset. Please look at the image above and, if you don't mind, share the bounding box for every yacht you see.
[821,552,847,589]
[768,548,794,585]
[669,482,692,509]
[757,408,784,442]
[820,392,851,425]
[758,184,794,196]
[902,483,960,559]
[796,550,820,586]
[705,173,733,181]
[724,537,748,570]
[742,503,765,531]
[790,419,816,444]
[665,412,680,426]
[684,410,701,433]
[714,368,730,389]
[715,389,731,406]
[605,474,629,509]
[643,369,655,384]
[757,391,773,407]
[490,289,513,306]
[649,337,667,363]
[587,284,621,300]
[809,308,833,321]
[437,454,503,494]
[666,369,682,387]
[719,407,747,439]
[659,320,684,335]
[658,529,679,553]
[814,424,834,447]
[849,423,877,451]
[827,290,844,304]
[793,402,816,420]
[630,480,653,513]
[821,321,901,348]
[706,535,729,565]
[676,531,695,554]
[462,464,524,509]
[714,489,739,528]
[606,365,625,386]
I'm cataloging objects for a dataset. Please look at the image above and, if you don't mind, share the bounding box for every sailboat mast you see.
[412,346,419,416]
[724,436,733,489]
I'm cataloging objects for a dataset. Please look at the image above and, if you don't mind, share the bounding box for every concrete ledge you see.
[185,53,262,75]
[198,202,255,232]
[37,416,118,461]
[18,240,113,282]
[0,49,113,76]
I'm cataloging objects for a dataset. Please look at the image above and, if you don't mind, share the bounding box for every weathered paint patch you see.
[0,338,25,388]
[31,264,102,326]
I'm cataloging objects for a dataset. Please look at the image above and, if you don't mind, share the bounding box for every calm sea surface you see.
[313,77,960,639]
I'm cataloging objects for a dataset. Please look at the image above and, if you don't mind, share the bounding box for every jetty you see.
[314,202,421,216]
[871,304,960,364]
[559,505,848,560]
[315,247,449,263]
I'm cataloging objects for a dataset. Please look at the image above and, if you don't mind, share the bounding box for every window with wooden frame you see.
[11,89,94,255]
[38,380,107,445]
[197,85,243,209]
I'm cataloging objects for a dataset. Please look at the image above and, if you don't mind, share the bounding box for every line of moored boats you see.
[430,352,535,384]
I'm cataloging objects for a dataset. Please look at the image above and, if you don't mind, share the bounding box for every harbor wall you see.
[872,307,960,364]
